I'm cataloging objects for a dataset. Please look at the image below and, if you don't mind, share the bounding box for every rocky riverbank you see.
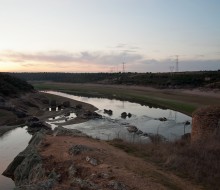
[3,126,202,190]
[0,91,98,137]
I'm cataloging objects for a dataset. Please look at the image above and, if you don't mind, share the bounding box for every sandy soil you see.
[39,134,202,190]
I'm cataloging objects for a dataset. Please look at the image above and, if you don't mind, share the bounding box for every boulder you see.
[108,180,127,190]
[3,132,45,182]
[121,112,127,119]
[185,121,190,125]
[27,121,51,134]
[159,117,167,122]
[136,130,143,135]
[104,109,113,116]
[127,125,138,133]
[81,110,102,119]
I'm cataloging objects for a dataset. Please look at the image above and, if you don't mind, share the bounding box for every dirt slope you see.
[39,134,202,190]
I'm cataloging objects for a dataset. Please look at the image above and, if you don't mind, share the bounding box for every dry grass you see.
[110,136,220,190]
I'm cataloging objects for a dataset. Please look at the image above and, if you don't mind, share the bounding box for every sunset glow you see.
[0,0,219,72]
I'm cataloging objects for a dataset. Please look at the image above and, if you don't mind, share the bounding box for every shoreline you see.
[32,82,220,116]
[0,91,98,137]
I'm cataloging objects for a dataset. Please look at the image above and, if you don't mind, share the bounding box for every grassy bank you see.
[32,82,220,116]
[109,136,220,190]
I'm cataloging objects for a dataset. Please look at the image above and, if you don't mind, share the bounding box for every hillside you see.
[0,73,34,96]
[8,71,220,89]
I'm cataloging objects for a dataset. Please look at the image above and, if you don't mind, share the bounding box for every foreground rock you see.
[3,126,201,190]
[26,117,51,134]
[2,127,89,189]
[2,131,47,187]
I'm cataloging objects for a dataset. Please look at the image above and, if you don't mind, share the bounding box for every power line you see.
[175,55,179,72]
[122,62,125,73]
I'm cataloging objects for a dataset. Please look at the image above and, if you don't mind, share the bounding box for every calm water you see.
[0,127,31,190]
[0,91,192,189]
[45,91,192,142]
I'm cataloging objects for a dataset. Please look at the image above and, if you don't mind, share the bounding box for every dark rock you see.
[76,104,82,109]
[64,112,70,117]
[185,121,191,125]
[27,121,51,134]
[3,132,45,182]
[71,178,98,189]
[136,130,143,135]
[86,156,98,166]
[68,164,77,178]
[14,179,56,190]
[81,110,102,119]
[159,117,167,122]
[127,125,138,133]
[181,133,191,140]
[108,180,128,190]
[104,109,113,116]
[63,101,70,108]
[2,154,26,179]
[142,133,149,137]
[53,126,87,137]
[127,113,132,118]
[69,144,93,155]
[3,131,60,189]
[121,112,127,119]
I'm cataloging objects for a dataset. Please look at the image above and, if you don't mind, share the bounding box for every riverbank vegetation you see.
[8,70,220,89]
[31,82,220,116]
[0,73,34,96]
[110,135,220,190]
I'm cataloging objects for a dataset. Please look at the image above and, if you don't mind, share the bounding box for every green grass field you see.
[31,82,220,116]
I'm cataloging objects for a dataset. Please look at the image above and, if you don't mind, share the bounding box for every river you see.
[0,91,192,189]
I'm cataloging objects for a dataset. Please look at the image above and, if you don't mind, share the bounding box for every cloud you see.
[0,50,145,66]
[1,50,219,72]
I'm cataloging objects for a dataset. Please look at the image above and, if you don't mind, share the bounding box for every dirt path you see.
[39,135,202,190]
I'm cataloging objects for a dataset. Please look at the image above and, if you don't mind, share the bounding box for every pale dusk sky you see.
[0,0,220,72]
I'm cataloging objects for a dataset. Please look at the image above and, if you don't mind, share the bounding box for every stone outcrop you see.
[80,110,102,119]
[2,131,53,188]
[3,127,87,189]
[127,125,138,133]
[53,126,87,137]
[26,117,51,134]
[191,106,220,142]
[104,109,113,116]
[121,112,132,119]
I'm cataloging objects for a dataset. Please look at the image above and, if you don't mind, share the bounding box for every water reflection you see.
[0,127,31,190]
[44,91,192,142]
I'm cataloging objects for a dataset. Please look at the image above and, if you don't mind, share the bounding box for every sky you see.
[0,0,220,73]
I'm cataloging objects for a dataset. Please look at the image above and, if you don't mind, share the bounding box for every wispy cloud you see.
[0,50,146,66]
[0,50,219,72]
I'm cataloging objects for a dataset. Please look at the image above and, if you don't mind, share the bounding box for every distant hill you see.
[8,71,220,89]
[0,73,34,96]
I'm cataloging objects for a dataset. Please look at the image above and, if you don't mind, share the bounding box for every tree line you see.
[7,71,220,89]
